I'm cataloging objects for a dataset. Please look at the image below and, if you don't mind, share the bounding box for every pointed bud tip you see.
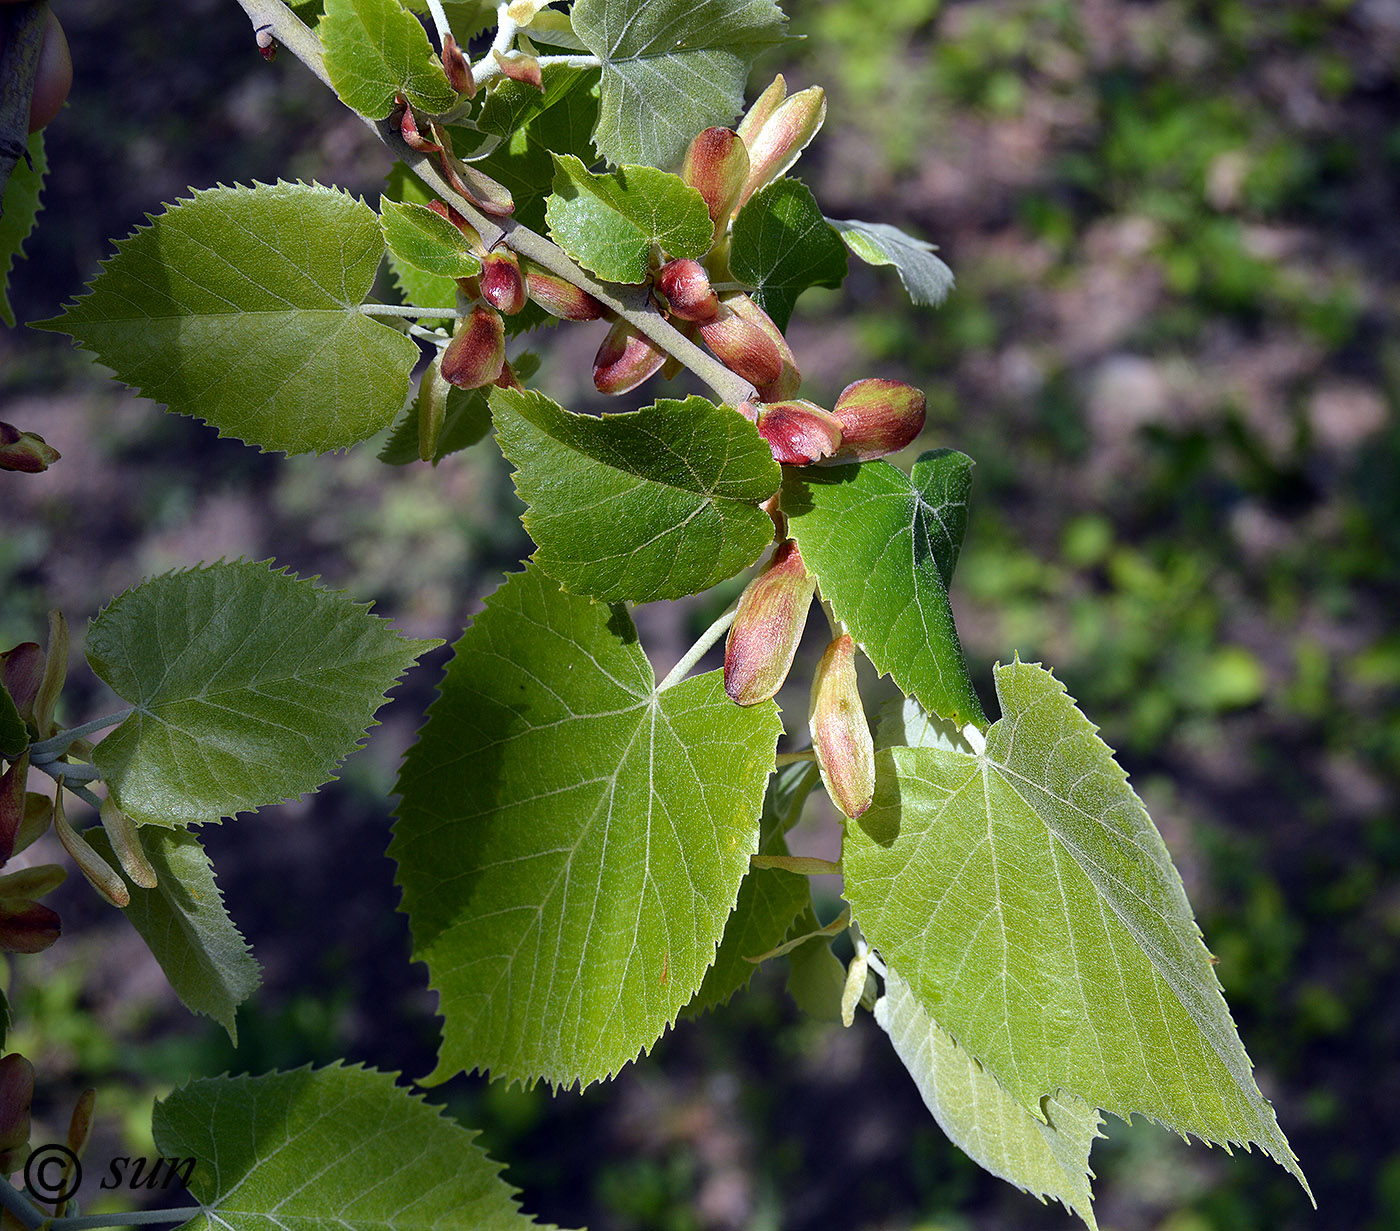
[829,378,926,461]
[724,541,816,706]
[655,259,719,323]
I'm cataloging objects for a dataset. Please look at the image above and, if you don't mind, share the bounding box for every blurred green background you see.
[2,1,1397,1228]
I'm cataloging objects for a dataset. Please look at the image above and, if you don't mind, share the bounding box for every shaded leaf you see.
[0,682,26,757]
[784,450,984,727]
[491,388,781,602]
[827,216,954,307]
[844,661,1307,1191]
[154,1066,567,1231]
[572,0,790,168]
[321,0,457,118]
[34,182,417,455]
[545,155,712,283]
[87,561,440,826]
[0,131,44,329]
[392,565,781,1088]
[731,179,847,332]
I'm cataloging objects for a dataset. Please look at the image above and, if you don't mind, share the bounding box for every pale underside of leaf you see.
[826,216,955,308]
[153,1066,567,1230]
[876,962,1102,1230]
[392,565,781,1089]
[844,661,1307,1191]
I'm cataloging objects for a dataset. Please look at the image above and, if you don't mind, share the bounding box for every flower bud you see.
[54,792,129,909]
[441,306,506,390]
[523,264,604,320]
[256,27,278,62]
[593,321,667,395]
[0,1052,35,1170]
[0,899,61,954]
[0,423,60,473]
[655,259,719,323]
[480,249,527,315]
[100,797,157,891]
[738,86,826,209]
[493,49,544,91]
[736,75,787,148]
[442,33,476,97]
[698,303,784,387]
[681,127,750,243]
[809,633,875,818]
[724,541,816,706]
[828,378,926,461]
[723,294,800,400]
[755,400,844,465]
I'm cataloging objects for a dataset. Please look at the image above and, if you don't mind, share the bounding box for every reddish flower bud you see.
[255,26,277,62]
[396,99,442,154]
[736,75,787,148]
[524,264,605,320]
[698,303,783,388]
[443,33,476,97]
[0,899,61,954]
[480,249,527,315]
[441,306,506,389]
[756,400,844,465]
[593,321,668,395]
[0,422,60,473]
[655,259,719,323]
[681,127,750,243]
[495,358,524,391]
[0,1052,35,1170]
[827,378,927,461]
[809,633,875,818]
[723,294,800,400]
[724,541,816,706]
[738,85,826,210]
[493,50,544,90]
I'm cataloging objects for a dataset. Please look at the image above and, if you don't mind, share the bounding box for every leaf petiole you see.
[28,709,134,764]
[656,602,739,692]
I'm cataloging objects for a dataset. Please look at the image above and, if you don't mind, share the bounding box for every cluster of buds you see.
[743,378,927,466]
[1,422,60,473]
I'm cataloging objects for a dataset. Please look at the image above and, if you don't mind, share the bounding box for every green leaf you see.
[687,760,818,1016]
[88,827,259,1043]
[380,383,489,464]
[731,179,848,332]
[0,682,27,757]
[87,561,440,827]
[827,216,954,308]
[467,66,601,234]
[34,182,417,455]
[380,197,482,280]
[392,565,781,1088]
[491,388,781,603]
[153,1066,567,1231]
[572,0,790,169]
[844,661,1308,1190]
[784,450,985,727]
[875,963,1103,1230]
[545,155,712,283]
[0,130,45,329]
[321,0,458,118]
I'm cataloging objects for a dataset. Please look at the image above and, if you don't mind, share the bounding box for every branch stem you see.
[54,1210,205,1229]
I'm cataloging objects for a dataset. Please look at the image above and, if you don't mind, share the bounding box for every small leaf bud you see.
[738,86,827,209]
[442,33,476,97]
[395,99,442,154]
[736,75,787,148]
[0,641,43,730]
[0,1053,35,1170]
[66,1088,96,1157]
[756,400,844,465]
[440,152,515,217]
[523,264,604,320]
[100,797,157,891]
[724,541,816,706]
[655,259,719,323]
[0,899,61,954]
[681,127,750,243]
[809,633,876,818]
[35,610,68,738]
[493,50,544,91]
[698,303,784,388]
[440,306,507,389]
[0,422,60,473]
[53,792,129,909]
[254,24,277,62]
[480,249,527,315]
[828,378,926,461]
[592,321,668,395]
[723,294,800,400]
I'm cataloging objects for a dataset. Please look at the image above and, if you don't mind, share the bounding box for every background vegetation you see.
[2,0,1396,1227]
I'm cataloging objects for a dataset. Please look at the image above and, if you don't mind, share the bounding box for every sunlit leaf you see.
[731,179,847,331]
[321,0,457,118]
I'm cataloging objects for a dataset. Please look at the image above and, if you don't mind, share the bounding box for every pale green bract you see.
[731,179,848,332]
[827,216,955,307]
[875,963,1103,1230]
[153,1067,568,1231]
[379,197,482,280]
[34,182,418,455]
[321,0,458,118]
[545,155,713,283]
[88,827,259,1043]
[86,561,440,827]
[0,131,45,328]
[391,565,781,1088]
[844,660,1309,1193]
[572,0,790,168]
[491,388,781,603]
[784,450,985,727]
